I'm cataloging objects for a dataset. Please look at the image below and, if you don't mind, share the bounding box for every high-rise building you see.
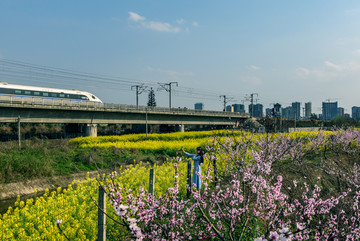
[352,106,360,119]
[249,104,263,117]
[337,107,344,117]
[265,108,272,116]
[292,102,301,119]
[282,106,292,119]
[226,105,234,112]
[305,102,312,119]
[194,103,204,110]
[322,102,338,120]
[274,103,281,113]
[271,103,282,117]
[232,104,245,113]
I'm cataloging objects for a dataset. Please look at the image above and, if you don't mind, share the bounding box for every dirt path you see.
[0,169,112,201]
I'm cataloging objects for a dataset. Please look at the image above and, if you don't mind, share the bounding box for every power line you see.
[0,58,258,110]
[246,93,258,117]
[131,84,148,107]
[0,58,148,86]
[219,95,234,111]
[0,58,247,101]
[157,82,178,108]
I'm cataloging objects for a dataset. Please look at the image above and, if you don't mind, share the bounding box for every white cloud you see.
[296,67,310,76]
[296,66,338,83]
[296,60,360,83]
[142,21,180,33]
[249,65,261,71]
[324,61,342,71]
[176,19,184,24]
[193,21,199,27]
[128,12,145,22]
[128,12,181,33]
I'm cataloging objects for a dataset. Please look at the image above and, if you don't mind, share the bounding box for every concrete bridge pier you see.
[177,124,185,132]
[84,124,97,137]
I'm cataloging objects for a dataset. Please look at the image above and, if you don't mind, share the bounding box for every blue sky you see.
[1,1,360,114]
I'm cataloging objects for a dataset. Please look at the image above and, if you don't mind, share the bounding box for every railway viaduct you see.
[0,96,249,137]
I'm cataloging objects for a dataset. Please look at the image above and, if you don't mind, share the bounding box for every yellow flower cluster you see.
[111,160,188,198]
[0,162,189,240]
[0,180,99,240]
[69,130,246,146]
[69,130,250,156]
[70,130,334,153]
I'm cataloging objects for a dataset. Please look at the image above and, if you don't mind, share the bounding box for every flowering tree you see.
[102,129,360,240]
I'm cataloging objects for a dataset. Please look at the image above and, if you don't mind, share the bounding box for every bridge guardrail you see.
[0,95,249,117]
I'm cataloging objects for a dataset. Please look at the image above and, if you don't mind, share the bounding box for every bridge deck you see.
[0,96,249,125]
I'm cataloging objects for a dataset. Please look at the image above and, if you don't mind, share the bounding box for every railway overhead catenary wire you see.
[0,59,247,100]
[0,58,249,109]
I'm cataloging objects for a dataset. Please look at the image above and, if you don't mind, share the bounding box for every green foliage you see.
[147,87,156,107]
[0,138,169,183]
[330,115,359,128]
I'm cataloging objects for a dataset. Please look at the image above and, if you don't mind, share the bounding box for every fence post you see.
[187,160,191,198]
[98,186,106,241]
[17,116,21,149]
[174,163,179,187]
[213,157,219,188]
[145,108,148,138]
[149,168,155,195]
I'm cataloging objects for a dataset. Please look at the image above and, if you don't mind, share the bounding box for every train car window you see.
[0,88,95,101]
[0,88,13,94]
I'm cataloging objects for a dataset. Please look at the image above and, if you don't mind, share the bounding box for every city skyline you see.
[0,1,360,113]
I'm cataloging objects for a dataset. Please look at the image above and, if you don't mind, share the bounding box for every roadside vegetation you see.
[0,130,250,184]
[0,138,163,184]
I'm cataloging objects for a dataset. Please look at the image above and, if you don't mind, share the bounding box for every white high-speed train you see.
[0,82,102,103]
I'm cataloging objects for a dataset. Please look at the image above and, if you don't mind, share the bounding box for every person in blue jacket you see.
[182,147,204,189]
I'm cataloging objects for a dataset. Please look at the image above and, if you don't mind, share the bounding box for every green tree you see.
[330,115,355,128]
[310,113,318,120]
[147,88,156,107]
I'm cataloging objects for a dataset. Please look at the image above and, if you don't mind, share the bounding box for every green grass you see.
[0,139,167,184]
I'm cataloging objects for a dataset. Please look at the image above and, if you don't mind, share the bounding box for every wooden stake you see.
[187,160,192,198]
[149,168,155,195]
[17,116,21,149]
[213,157,219,188]
[98,186,106,241]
